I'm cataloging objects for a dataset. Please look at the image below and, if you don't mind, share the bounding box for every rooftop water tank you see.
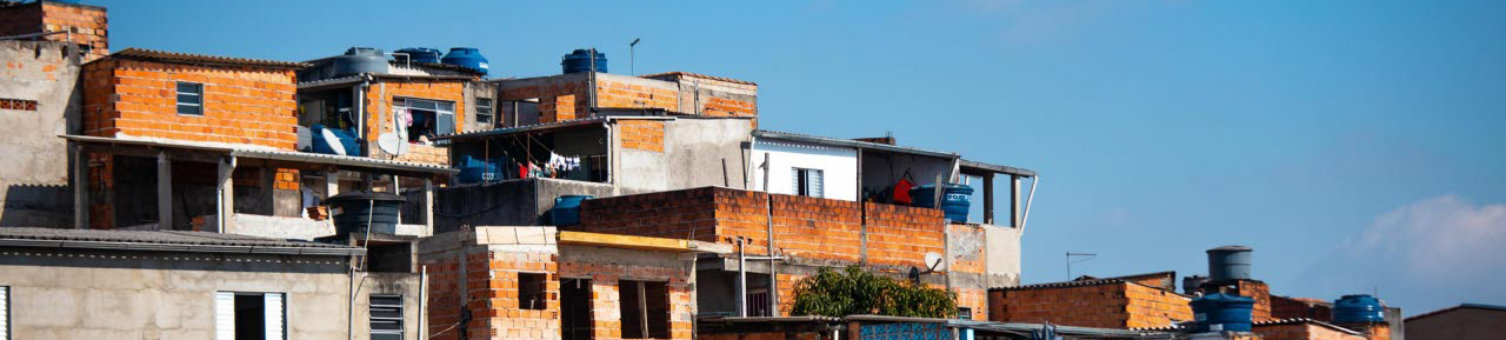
[909,184,973,223]
[1333,295,1386,324]
[395,47,442,64]
[323,192,405,235]
[333,47,389,77]
[1207,245,1253,283]
[441,47,488,75]
[561,49,608,74]
[1190,293,1255,333]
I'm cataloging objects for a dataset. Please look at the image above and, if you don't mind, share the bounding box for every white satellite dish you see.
[924,252,945,271]
[377,132,409,156]
[320,129,346,156]
[295,126,312,151]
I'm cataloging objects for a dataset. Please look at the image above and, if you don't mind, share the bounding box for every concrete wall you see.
[0,40,79,227]
[750,138,858,201]
[0,247,423,340]
[983,225,1022,288]
[615,118,752,192]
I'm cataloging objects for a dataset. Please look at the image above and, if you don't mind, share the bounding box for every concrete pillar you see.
[391,175,402,223]
[72,144,88,229]
[424,178,435,235]
[217,156,236,233]
[1010,175,1021,228]
[983,174,995,225]
[325,169,339,197]
[157,152,172,230]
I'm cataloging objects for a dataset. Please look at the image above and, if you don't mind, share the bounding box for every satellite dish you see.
[924,252,945,271]
[320,129,346,156]
[295,126,312,151]
[377,133,409,156]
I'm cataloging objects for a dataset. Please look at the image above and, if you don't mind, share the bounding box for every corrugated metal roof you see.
[640,71,757,86]
[0,227,362,256]
[99,48,309,70]
[988,278,1129,292]
[63,135,455,175]
[753,130,960,160]
[1252,318,1366,335]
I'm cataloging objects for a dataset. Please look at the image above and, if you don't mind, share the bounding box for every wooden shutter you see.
[214,292,235,340]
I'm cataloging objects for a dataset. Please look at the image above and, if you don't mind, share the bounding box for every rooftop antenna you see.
[1066,252,1097,281]
[629,38,641,76]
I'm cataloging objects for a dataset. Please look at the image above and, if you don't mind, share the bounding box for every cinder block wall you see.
[987,281,1194,329]
[81,59,299,149]
[363,79,465,165]
[496,72,756,127]
[0,1,108,59]
[1123,283,1194,328]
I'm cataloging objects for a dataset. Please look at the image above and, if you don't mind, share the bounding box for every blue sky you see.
[100,0,1506,315]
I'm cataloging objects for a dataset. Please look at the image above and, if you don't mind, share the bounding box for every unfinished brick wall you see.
[0,2,107,59]
[497,73,755,127]
[863,202,946,268]
[559,246,697,340]
[617,119,665,152]
[1271,296,1333,321]
[1237,280,1274,322]
[640,72,758,125]
[1255,322,1367,340]
[988,281,1193,329]
[596,78,678,112]
[82,59,299,149]
[364,79,466,163]
[421,243,561,340]
[1123,283,1194,328]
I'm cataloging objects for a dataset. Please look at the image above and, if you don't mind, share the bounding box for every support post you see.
[156,152,172,230]
[983,174,995,225]
[326,169,340,197]
[217,156,236,233]
[424,178,435,234]
[1010,175,1022,228]
[72,144,87,229]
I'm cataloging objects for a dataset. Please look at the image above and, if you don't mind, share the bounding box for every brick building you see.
[987,275,1195,329]
[417,226,730,340]
[0,0,107,59]
[495,71,757,127]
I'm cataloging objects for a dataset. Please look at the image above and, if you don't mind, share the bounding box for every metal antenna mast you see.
[629,38,641,76]
[1066,252,1097,280]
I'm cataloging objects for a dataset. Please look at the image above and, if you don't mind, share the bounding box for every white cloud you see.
[1304,194,1506,314]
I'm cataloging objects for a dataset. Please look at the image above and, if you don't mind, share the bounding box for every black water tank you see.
[333,47,389,77]
[1207,245,1253,282]
[324,192,405,235]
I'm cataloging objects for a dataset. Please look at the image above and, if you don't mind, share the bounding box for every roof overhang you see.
[559,231,731,254]
[63,135,456,177]
[960,159,1036,178]
[753,130,959,160]
[0,237,363,256]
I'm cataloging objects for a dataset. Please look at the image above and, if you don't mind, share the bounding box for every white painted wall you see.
[749,139,858,201]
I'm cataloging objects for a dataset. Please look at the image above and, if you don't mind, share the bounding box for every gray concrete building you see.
[0,227,424,340]
[0,40,82,228]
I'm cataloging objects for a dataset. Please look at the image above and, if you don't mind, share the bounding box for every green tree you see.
[789,266,957,318]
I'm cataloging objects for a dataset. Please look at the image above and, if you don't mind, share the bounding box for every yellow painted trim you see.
[558,231,731,254]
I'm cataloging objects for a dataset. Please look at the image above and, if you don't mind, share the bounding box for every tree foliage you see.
[789,266,957,318]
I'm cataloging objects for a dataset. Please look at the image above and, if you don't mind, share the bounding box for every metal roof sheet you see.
[63,135,455,175]
[98,48,309,70]
[753,130,960,160]
[0,227,362,256]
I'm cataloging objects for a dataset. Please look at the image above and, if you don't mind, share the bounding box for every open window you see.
[519,272,548,310]
[215,292,285,340]
[502,98,541,127]
[396,98,455,143]
[619,280,670,339]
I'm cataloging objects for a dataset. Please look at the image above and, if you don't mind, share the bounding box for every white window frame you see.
[396,97,456,138]
[215,291,287,340]
[793,168,824,198]
[475,98,494,127]
[176,81,203,116]
[369,294,404,339]
[1,286,9,340]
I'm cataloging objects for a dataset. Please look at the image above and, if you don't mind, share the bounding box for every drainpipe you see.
[355,75,372,157]
[737,237,747,317]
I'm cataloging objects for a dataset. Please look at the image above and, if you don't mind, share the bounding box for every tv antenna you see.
[1066,252,1097,280]
[629,38,641,75]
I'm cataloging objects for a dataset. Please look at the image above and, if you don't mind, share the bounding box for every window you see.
[793,168,824,198]
[475,98,494,127]
[395,98,455,143]
[957,307,973,320]
[560,278,593,340]
[502,98,541,126]
[215,292,285,340]
[519,273,548,310]
[176,82,203,115]
[619,280,669,339]
[369,295,404,340]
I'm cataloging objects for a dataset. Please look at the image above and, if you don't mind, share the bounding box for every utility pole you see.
[629,38,641,75]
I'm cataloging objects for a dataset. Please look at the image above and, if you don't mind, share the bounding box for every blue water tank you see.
[561,49,608,74]
[1333,295,1386,323]
[333,47,389,77]
[1207,246,1253,282]
[551,195,593,226]
[441,47,489,75]
[309,124,361,156]
[909,184,974,223]
[1190,293,1255,333]
[396,47,442,64]
[456,155,501,184]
